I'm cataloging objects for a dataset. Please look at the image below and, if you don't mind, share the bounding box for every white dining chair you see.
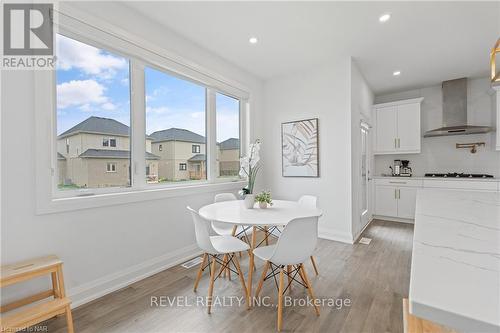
[253,216,320,331]
[188,206,249,314]
[268,195,320,276]
[211,193,253,242]
[298,195,320,276]
[211,193,254,278]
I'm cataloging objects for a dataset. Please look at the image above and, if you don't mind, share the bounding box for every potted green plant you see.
[255,190,273,209]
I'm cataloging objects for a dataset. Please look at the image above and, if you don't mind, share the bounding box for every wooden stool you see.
[0,255,74,333]
[403,298,457,333]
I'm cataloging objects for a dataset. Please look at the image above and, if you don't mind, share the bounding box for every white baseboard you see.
[68,244,202,309]
[373,215,414,224]
[318,228,353,244]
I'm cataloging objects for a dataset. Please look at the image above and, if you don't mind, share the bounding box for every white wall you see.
[0,3,264,307]
[262,56,354,243]
[374,78,500,177]
[350,60,374,240]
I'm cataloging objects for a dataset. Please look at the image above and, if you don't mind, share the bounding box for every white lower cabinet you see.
[397,187,418,219]
[374,178,500,221]
[375,186,418,219]
[375,186,398,217]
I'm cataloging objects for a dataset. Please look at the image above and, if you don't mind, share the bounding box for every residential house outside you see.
[57,116,160,188]
[57,117,242,187]
[149,128,207,181]
[218,138,240,177]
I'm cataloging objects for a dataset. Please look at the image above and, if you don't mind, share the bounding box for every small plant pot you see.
[258,202,268,209]
[243,194,255,209]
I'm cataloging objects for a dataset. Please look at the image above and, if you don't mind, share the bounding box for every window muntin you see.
[216,93,240,178]
[144,66,206,183]
[56,33,131,190]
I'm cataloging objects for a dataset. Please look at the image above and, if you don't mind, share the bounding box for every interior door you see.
[359,123,371,231]
[375,106,397,152]
[397,103,420,152]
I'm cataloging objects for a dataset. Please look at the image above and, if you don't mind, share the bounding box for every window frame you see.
[106,162,117,173]
[179,163,187,171]
[192,145,201,154]
[34,8,249,214]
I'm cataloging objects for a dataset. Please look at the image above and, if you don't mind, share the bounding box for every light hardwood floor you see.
[44,220,413,332]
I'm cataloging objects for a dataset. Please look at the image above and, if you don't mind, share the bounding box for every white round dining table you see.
[198,199,322,302]
[198,199,323,226]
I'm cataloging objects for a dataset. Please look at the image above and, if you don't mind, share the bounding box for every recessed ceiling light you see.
[393,71,401,76]
[249,37,258,44]
[379,13,391,23]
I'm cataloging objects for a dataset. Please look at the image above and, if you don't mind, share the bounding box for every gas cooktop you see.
[425,173,494,178]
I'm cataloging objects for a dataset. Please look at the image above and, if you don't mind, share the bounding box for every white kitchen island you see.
[410,189,500,332]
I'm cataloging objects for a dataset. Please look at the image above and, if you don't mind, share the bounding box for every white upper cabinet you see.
[373,98,423,154]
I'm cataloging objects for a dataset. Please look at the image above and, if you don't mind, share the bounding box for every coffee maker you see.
[400,160,412,177]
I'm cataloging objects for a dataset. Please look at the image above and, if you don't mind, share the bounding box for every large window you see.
[55,34,131,190]
[145,66,206,183]
[45,20,249,206]
[216,93,240,178]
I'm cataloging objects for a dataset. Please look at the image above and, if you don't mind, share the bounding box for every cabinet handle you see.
[394,138,397,149]
[389,181,407,184]
[398,189,401,199]
[398,138,401,148]
[394,189,397,199]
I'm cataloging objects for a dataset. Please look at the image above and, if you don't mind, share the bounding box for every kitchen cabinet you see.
[373,98,423,154]
[374,177,500,222]
[375,186,398,217]
[375,185,419,220]
[398,187,418,219]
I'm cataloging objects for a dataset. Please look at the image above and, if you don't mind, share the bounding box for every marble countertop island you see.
[410,189,500,332]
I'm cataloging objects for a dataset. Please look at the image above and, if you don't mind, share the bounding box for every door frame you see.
[360,120,373,230]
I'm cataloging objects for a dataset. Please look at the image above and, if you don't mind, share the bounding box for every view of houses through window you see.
[56,34,241,190]
[216,93,240,178]
[56,34,131,190]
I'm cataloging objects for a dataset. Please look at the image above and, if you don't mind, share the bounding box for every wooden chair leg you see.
[65,304,74,333]
[193,253,207,292]
[277,268,284,331]
[219,254,228,278]
[310,256,319,276]
[264,226,269,245]
[233,254,249,309]
[297,264,307,284]
[207,255,217,314]
[287,265,292,293]
[300,264,320,316]
[255,261,270,298]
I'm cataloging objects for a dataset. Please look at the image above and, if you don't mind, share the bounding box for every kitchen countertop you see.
[374,175,499,182]
[409,189,500,332]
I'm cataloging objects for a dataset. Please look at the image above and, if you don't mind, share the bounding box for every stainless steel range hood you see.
[424,78,492,137]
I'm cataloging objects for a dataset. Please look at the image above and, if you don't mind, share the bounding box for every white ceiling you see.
[126,1,499,95]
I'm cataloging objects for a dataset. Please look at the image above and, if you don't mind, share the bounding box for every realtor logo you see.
[3,3,53,56]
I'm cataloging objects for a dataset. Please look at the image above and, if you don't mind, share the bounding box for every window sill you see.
[36,180,247,215]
